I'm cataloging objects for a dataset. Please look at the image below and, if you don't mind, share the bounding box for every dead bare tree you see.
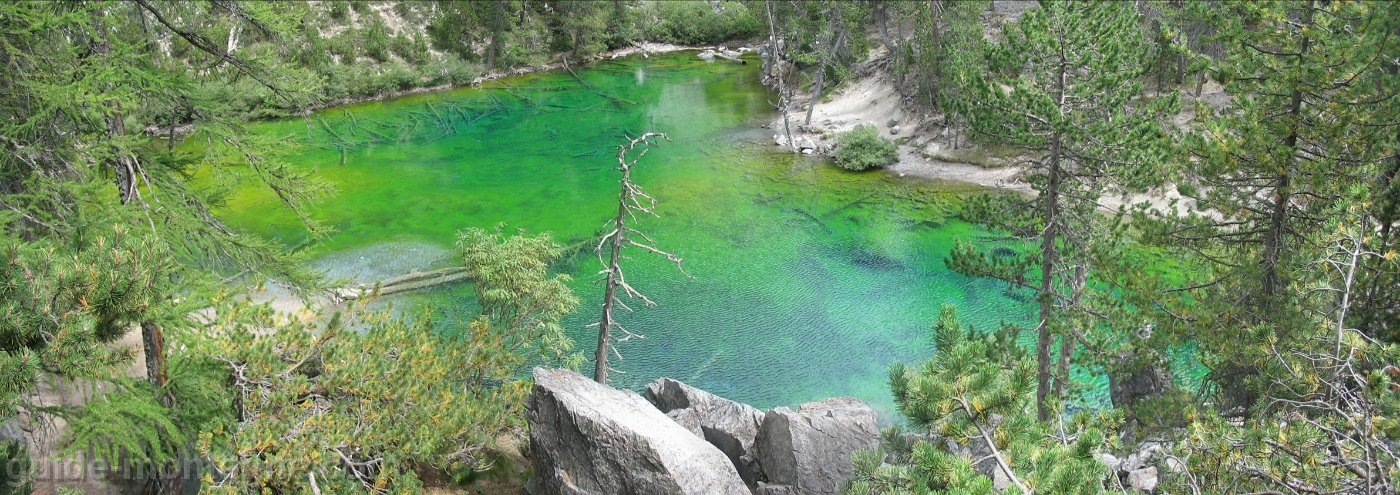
[592,132,688,384]
[765,0,796,153]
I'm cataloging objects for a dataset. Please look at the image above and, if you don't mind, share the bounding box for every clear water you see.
[218,52,1038,419]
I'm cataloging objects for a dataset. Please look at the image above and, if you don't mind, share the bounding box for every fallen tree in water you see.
[329,266,470,301]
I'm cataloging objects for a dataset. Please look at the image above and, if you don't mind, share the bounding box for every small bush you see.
[390,32,430,65]
[422,53,480,86]
[362,20,392,63]
[834,125,899,171]
[327,2,349,22]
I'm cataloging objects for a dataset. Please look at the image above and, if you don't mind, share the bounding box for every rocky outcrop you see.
[644,378,767,487]
[1102,441,1171,493]
[1109,357,1173,411]
[754,398,880,495]
[524,368,749,495]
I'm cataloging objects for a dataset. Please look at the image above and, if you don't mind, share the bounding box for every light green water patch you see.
[217,52,1038,418]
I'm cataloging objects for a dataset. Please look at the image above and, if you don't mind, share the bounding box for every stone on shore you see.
[524,368,749,495]
[645,377,767,487]
[754,397,880,495]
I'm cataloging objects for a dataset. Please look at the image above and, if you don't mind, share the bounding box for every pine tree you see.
[943,0,1176,420]
[1137,0,1400,413]
[848,305,1118,495]
[0,226,175,418]
[593,133,685,384]
[192,302,533,494]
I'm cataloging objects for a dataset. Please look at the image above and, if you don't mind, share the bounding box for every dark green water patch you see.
[217,52,1037,418]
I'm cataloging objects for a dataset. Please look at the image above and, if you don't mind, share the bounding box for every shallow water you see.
[219,52,1041,418]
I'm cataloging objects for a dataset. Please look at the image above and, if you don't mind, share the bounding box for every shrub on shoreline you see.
[834,125,899,171]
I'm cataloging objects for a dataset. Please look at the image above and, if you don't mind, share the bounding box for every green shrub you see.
[326,33,357,64]
[646,1,762,46]
[834,125,898,171]
[422,53,480,86]
[327,1,349,22]
[362,20,392,63]
[390,32,430,65]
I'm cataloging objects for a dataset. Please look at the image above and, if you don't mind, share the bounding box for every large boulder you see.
[644,378,767,487]
[754,398,880,495]
[524,368,749,495]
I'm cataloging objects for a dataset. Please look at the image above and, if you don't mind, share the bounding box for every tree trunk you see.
[141,322,167,388]
[877,3,906,97]
[487,0,504,72]
[1037,137,1061,422]
[1262,2,1312,302]
[927,0,942,108]
[93,8,141,205]
[767,1,796,153]
[594,194,628,384]
[487,34,497,71]
[805,62,825,126]
[1052,264,1086,399]
[805,7,843,126]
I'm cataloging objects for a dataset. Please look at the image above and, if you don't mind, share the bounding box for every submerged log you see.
[332,266,471,301]
[715,51,747,64]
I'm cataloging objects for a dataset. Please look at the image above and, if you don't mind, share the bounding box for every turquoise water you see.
[219,52,1036,418]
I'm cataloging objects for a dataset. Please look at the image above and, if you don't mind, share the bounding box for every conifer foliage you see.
[849,306,1116,494]
[0,227,172,417]
[943,0,1176,420]
[198,304,530,494]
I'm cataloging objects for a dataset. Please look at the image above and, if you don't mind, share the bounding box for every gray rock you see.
[755,398,880,495]
[889,125,900,135]
[524,368,749,495]
[887,118,899,127]
[0,420,22,443]
[1127,466,1159,492]
[1109,351,1173,410]
[1123,442,1164,472]
[1097,453,1122,473]
[949,435,1009,491]
[756,482,800,495]
[698,49,717,61]
[645,378,767,487]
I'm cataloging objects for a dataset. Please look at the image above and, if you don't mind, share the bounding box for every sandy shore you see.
[767,57,1212,217]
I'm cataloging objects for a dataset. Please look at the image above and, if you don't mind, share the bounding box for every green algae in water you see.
[218,52,1039,418]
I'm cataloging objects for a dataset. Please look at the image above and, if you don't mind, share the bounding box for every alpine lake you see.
[217,51,1057,419]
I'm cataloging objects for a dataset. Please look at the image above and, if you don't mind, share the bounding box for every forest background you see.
[2,1,1399,494]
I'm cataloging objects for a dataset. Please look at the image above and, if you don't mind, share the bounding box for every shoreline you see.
[764,60,1195,214]
[301,42,718,115]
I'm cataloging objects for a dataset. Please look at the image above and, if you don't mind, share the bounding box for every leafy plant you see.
[198,302,531,495]
[458,226,583,369]
[834,125,898,171]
